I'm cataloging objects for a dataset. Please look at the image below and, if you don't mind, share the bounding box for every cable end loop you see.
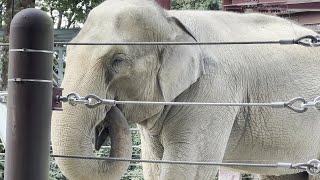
[285,97,308,113]
[295,35,320,47]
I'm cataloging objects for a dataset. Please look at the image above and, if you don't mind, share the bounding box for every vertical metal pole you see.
[5,8,53,180]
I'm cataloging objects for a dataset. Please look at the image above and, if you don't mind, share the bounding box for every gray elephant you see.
[51,0,320,179]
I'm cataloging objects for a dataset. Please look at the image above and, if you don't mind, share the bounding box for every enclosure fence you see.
[2,8,320,180]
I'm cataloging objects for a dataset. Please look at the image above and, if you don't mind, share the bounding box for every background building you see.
[223,0,320,32]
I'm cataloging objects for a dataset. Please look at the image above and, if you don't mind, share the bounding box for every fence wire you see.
[50,154,320,175]
[61,93,320,113]
[0,35,319,47]
[50,154,278,167]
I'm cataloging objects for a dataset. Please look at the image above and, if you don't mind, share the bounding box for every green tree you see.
[0,0,35,89]
[172,0,221,10]
[37,0,104,29]
[0,2,5,28]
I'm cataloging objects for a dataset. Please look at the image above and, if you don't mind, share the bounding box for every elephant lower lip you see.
[94,124,109,151]
[94,103,124,151]
[94,118,110,151]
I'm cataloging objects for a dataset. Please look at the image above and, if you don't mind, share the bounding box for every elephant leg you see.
[159,143,220,180]
[160,145,199,180]
[139,127,163,180]
[259,172,308,180]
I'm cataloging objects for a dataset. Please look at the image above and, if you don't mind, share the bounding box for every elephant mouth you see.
[94,119,110,151]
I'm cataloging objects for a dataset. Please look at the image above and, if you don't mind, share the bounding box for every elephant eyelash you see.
[112,54,133,66]
[112,58,124,66]
[111,54,127,64]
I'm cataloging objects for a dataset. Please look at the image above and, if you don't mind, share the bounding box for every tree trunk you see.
[57,11,63,29]
[66,13,75,29]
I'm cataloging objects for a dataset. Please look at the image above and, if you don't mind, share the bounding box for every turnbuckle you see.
[291,159,320,176]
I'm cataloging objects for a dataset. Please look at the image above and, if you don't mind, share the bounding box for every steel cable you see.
[0,35,319,47]
[50,154,278,167]
[61,93,320,113]
[50,154,320,175]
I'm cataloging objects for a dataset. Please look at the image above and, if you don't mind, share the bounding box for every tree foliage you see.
[37,0,104,29]
[0,0,35,90]
[172,0,221,10]
[0,2,5,28]
[35,0,222,29]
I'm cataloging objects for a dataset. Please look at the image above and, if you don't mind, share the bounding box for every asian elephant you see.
[51,0,320,179]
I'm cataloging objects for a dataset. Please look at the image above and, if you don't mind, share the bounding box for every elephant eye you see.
[110,54,129,72]
[112,58,123,65]
[111,54,126,66]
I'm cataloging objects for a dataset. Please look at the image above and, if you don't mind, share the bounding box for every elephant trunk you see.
[51,105,132,180]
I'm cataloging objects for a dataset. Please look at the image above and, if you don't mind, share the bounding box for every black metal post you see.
[5,8,53,180]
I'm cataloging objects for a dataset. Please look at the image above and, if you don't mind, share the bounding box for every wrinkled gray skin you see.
[51,0,320,179]
[52,105,132,179]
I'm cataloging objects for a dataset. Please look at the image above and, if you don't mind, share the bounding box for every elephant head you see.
[51,0,203,179]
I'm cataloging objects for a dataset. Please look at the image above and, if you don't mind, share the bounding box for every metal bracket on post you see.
[52,87,63,111]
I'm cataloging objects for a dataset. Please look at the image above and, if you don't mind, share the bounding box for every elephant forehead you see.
[78,0,163,42]
[68,21,120,62]
[85,0,146,28]
[66,45,112,64]
[66,0,162,63]
[69,3,143,48]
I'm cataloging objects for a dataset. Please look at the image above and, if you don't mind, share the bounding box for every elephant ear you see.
[158,17,204,102]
